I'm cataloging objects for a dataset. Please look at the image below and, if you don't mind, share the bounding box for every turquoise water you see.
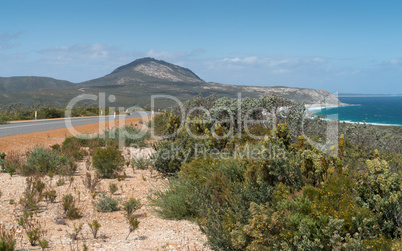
[308,96,402,126]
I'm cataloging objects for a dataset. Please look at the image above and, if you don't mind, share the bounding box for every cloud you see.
[0,32,22,50]
[382,57,402,67]
[223,56,258,64]
[146,49,187,61]
[209,55,329,76]
[39,43,120,61]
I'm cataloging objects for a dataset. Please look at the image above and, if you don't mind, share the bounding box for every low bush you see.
[22,146,76,176]
[117,125,151,147]
[151,141,188,175]
[125,215,140,240]
[43,190,57,203]
[131,157,152,170]
[82,172,101,193]
[56,178,65,186]
[17,210,46,246]
[93,192,120,212]
[19,177,46,211]
[2,151,22,176]
[61,194,82,220]
[0,223,16,250]
[0,114,8,124]
[108,183,118,195]
[122,198,142,217]
[92,146,124,179]
[88,220,101,239]
[61,137,85,161]
[67,223,83,241]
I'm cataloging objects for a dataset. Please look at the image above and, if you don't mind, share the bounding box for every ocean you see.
[308,96,402,126]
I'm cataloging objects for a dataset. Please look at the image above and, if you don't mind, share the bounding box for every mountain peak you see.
[108,57,204,83]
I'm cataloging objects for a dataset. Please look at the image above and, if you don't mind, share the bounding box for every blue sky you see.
[1,0,401,94]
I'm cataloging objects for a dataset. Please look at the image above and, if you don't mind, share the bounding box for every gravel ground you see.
[0,117,211,250]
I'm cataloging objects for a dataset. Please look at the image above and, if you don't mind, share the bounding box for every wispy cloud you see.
[39,43,121,62]
[0,32,22,50]
[208,55,329,76]
[382,57,402,67]
[146,48,206,61]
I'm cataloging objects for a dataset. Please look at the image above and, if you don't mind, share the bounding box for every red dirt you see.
[0,116,152,154]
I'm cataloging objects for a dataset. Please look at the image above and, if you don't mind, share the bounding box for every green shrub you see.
[125,215,140,240]
[151,141,187,175]
[0,153,6,172]
[19,177,46,211]
[131,157,152,170]
[92,146,124,178]
[0,114,8,124]
[38,238,49,250]
[122,198,142,217]
[23,146,76,176]
[43,190,57,203]
[150,113,170,136]
[1,151,22,176]
[62,194,82,219]
[108,183,118,195]
[356,156,401,238]
[88,220,101,239]
[82,172,101,193]
[56,178,65,186]
[67,223,83,241]
[119,125,151,147]
[61,137,84,161]
[93,192,120,212]
[17,211,45,246]
[0,223,16,250]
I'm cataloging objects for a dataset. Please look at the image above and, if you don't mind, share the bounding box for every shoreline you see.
[304,104,401,127]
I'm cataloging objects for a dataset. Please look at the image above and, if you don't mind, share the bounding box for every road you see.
[0,112,153,137]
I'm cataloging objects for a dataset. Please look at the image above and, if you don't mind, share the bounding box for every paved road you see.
[0,112,153,137]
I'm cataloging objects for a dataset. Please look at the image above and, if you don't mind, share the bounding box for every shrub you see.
[119,125,151,147]
[122,198,142,217]
[23,146,76,176]
[151,141,187,175]
[125,215,140,240]
[108,183,118,195]
[93,192,120,212]
[0,153,5,172]
[17,210,45,246]
[0,223,16,250]
[1,152,20,176]
[61,137,84,161]
[356,156,401,238]
[56,178,65,186]
[19,177,46,211]
[43,190,57,203]
[131,157,152,170]
[88,220,101,239]
[82,172,101,193]
[38,238,49,250]
[67,223,83,241]
[92,146,124,178]
[61,194,82,219]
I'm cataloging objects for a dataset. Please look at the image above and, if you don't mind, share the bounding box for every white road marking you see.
[0,118,99,130]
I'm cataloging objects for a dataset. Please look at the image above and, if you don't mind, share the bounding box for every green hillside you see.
[0,76,74,94]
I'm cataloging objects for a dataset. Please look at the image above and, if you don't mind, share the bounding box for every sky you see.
[1,0,401,94]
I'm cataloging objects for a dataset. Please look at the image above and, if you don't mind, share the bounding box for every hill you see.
[0,58,343,108]
[79,57,204,87]
[0,76,74,94]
